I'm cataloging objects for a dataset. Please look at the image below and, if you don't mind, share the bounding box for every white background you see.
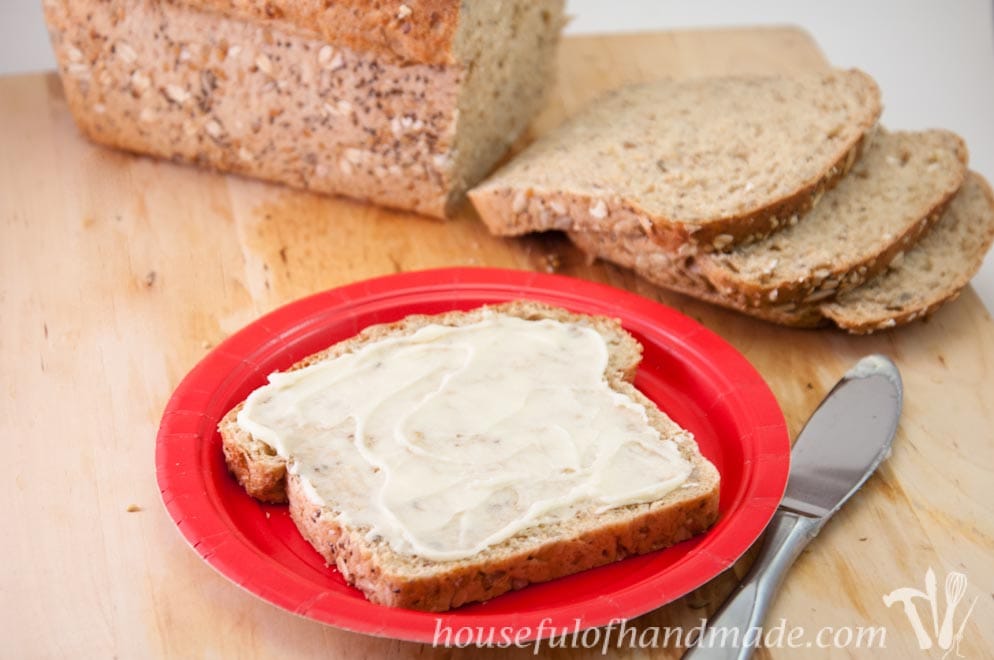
[3,0,993,311]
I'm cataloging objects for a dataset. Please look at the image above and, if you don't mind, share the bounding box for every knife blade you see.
[683,354,902,660]
[780,354,902,520]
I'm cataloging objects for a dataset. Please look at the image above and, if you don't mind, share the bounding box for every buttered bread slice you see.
[220,301,719,611]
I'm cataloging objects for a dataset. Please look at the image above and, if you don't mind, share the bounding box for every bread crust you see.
[218,301,720,611]
[288,468,719,611]
[566,229,827,328]
[220,403,287,503]
[184,0,462,66]
[44,0,564,218]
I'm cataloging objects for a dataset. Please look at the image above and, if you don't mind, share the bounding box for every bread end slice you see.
[698,129,969,308]
[820,171,994,333]
[219,301,720,611]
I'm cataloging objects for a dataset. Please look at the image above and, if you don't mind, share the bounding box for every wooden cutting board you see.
[2,27,992,659]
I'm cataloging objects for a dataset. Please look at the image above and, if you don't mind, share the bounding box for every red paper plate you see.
[156,267,789,643]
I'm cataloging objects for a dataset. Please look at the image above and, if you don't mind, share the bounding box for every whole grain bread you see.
[219,301,720,611]
[186,0,462,66]
[567,228,827,328]
[821,172,994,333]
[469,69,881,250]
[699,129,968,307]
[43,0,564,217]
[569,171,994,333]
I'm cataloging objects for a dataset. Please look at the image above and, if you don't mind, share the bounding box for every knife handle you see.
[682,509,821,660]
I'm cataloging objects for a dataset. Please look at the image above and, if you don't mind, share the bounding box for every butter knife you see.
[683,354,902,660]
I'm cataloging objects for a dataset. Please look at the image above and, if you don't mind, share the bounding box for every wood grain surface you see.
[2,27,992,659]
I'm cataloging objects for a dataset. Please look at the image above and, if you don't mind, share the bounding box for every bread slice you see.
[821,172,994,333]
[698,129,968,307]
[219,301,720,611]
[567,228,827,328]
[569,172,994,333]
[469,69,881,249]
[44,0,565,217]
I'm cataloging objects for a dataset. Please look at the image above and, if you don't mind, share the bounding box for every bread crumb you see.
[130,70,150,94]
[126,504,142,512]
[66,62,89,78]
[511,191,527,213]
[397,4,413,19]
[711,234,734,250]
[589,200,607,219]
[255,53,273,75]
[205,120,224,140]
[116,41,137,64]
[317,45,334,66]
[163,84,190,105]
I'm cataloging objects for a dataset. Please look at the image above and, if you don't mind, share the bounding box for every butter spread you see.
[237,312,693,561]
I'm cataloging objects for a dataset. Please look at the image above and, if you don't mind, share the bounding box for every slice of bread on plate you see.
[469,69,881,250]
[569,172,994,332]
[220,301,720,611]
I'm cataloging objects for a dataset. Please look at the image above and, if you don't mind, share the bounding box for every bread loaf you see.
[43,0,565,217]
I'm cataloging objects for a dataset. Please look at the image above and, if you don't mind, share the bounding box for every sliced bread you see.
[821,172,994,333]
[220,301,720,611]
[698,129,968,307]
[470,69,881,249]
[569,171,994,332]
[567,228,827,328]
